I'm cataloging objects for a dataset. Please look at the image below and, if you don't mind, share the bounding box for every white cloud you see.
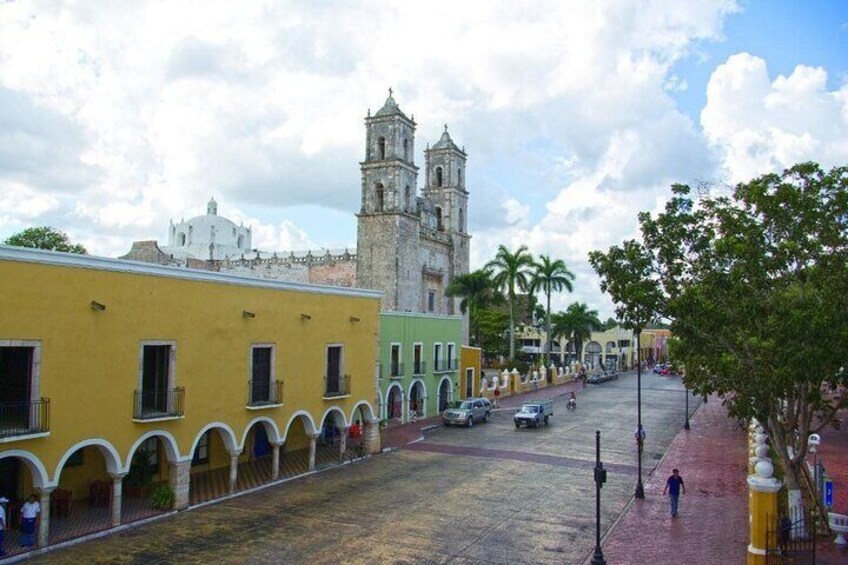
[0,0,771,320]
[701,53,848,182]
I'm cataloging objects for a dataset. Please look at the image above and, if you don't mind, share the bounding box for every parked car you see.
[442,397,492,427]
[513,399,554,429]
[659,365,677,376]
[587,370,618,384]
[652,364,666,374]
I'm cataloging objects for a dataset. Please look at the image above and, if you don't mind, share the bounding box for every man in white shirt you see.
[20,494,39,547]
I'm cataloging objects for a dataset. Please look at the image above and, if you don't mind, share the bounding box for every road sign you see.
[824,479,833,507]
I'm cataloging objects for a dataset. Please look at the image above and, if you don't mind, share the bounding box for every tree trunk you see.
[769,413,806,538]
[508,290,515,360]
[545,292,552,365]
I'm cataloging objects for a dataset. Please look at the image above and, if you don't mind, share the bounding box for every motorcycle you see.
[567,397,577,410]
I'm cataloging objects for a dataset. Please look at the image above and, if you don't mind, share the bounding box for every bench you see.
[828,512,848,545]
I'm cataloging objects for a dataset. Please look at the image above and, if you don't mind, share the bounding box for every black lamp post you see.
[635,329,645,499]
[684,384,690,430]
[591,430,607,565]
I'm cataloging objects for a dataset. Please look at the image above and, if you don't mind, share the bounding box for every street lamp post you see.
[591,430,607,565]
[809,433,821,506]
[635,328,645,499]
[684,385,690,430]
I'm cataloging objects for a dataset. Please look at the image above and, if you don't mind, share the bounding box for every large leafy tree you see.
[446,269,504,347]
[591,162,848,514]
[530,255,575,363]
[4,226,87,254]
[551,302,602,364]
[486,245,534,360]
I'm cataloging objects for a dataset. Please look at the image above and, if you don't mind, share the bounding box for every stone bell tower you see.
[356,90,421,312]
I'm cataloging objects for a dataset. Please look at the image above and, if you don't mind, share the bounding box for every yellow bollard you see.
[747,457,781,565]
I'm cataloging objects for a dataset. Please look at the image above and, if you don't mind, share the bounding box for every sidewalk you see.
[599,397,848,564]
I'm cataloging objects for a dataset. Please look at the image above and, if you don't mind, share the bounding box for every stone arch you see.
[435,166,443,187]
[403,138,409,161]
[54,438,123,479]
[378,136,386,160]
[386,382,404,420]
[405,185,411,211]
[437,376,453,413]
[350,400,376,424]
[435,206,443,231]
[408,378,426,419]
[458,208,464,232]
[0,449,50,489]
[189,422,239,457]
[282,410,318,442]
[239,416,282,450]
[458,167,463,187]
[319,406,348,431]
[126,430,183,468]
[584,341,602,369]
[178,232,186,246]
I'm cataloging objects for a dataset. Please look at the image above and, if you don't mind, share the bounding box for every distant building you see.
[121,91,471,339]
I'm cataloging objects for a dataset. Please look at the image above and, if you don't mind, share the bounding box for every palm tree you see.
[530,255,575,363]
[565,302,603,361]
[446,270,503,346]
[486,245,534,360]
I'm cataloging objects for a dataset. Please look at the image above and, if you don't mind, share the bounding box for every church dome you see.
[164,198,252,260]
[432,126,459,151]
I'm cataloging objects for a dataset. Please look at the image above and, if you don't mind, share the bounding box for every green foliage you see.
[125,453,154,488]
[551,302,602,362]
[530,254,575,363]
[486,245,535,360]
[4,226,87,254]
[151,483,175,510]
[446,269,504,347]
[476,308,510,360]
[590,162,848,492]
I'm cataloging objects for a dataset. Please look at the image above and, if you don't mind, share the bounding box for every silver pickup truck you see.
[514,399,554,428]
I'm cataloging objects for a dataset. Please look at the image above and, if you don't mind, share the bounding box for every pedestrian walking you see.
[20,493,40,547]
[634,424,646,449]
[663,468,686,517]
[493,386,500,408]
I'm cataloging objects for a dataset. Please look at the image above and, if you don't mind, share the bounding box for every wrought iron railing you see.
[324,374,351,398]
[133,387,185,420]
[0,398,50,438]
[247,380,284,406]
[389,362,404,378]
[434,359,458,372]
[412,361,426,375]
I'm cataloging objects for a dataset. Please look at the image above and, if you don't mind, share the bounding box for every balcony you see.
[0,398,50,441]
[434,359,458,373]
[133,387,185,421]
[323,374,351,399]
[247,380,284,409]
[388,362,405,379]
[411,360,427,376]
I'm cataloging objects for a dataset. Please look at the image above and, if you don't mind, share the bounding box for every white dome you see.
[163,200,252,260]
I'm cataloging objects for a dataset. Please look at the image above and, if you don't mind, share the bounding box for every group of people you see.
[0,494,41,556]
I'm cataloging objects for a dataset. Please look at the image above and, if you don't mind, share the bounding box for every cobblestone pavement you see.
[26,371,700,565]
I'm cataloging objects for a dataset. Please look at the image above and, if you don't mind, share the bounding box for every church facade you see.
[122,92,470,326]
[356,91,471,318]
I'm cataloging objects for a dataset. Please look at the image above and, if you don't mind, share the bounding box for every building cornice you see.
[0,245,383,300]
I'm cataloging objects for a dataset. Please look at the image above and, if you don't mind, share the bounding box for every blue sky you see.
[1,1,846,318]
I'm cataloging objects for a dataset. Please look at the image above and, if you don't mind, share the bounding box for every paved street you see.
[31,372,699,564]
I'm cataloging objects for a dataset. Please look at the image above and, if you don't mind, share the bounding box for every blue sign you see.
[824,480,833,507]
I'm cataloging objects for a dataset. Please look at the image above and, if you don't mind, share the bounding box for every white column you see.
[169,460,192,510]
[271,442,283,480]
[37,487,53,548]
[228,451,242,494]
[308,433,320,471]
[340,427,349,460]
[108,473,126,527]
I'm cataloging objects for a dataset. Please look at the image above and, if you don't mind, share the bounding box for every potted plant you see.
[151,483,175,510]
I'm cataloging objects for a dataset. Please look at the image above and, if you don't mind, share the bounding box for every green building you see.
[378,312,462,422]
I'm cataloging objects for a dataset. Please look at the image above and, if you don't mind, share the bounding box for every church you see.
[122,91,471,320]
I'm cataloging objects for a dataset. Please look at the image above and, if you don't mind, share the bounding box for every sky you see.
[1,0,847,319]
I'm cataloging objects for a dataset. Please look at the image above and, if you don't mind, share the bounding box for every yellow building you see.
[459,346,482,399]
[0,245,382,550]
